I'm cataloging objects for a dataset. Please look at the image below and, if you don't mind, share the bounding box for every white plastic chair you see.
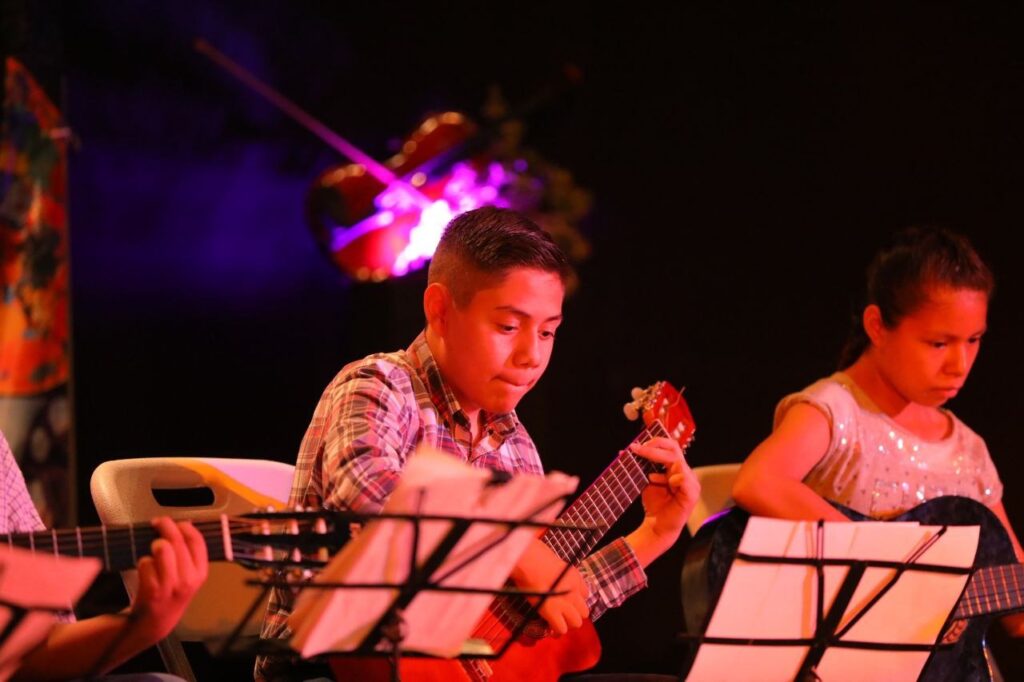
[90,457,295,681]
[685,463,742,535]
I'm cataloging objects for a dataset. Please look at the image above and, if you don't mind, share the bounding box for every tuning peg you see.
[630,387,645,400]
[623,401,639,421]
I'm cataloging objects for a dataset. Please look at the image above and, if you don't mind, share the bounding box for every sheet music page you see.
[0,545,101,681]
[289,446,579,659]
[686,517,978,682]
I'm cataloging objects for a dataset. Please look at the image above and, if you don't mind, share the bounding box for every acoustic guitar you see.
[681,496,1021,682]
[333,381,696,681]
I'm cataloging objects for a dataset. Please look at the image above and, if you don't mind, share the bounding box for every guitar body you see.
[329,657,469,682]
[474,611,601,681]
[681,496,1015,682]
[329,615,599,682]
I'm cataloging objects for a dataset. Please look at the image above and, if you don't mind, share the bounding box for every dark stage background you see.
[22,1,1024,677]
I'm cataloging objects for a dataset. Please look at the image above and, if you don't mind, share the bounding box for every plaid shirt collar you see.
[406,331,521,441]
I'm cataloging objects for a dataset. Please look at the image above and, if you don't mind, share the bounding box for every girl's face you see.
[871,285,988,408]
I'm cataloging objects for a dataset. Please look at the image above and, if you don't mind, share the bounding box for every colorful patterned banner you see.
[0,57,72,526]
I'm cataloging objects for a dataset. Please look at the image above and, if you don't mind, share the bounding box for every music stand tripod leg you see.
[380,608,408,682]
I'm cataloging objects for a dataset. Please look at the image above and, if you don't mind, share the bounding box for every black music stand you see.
[320,508,595,679]
[0,546,101,676]
[682,516,980,682]
[224,491,601,681]
[0,598,75,674]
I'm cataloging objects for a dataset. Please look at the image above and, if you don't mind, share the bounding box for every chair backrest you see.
[686,463,742,535]
[90,457,294,641]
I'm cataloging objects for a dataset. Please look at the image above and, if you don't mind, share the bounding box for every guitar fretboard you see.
[1,520,233,571]
[542,421,669,564]
[955,563,1024,619]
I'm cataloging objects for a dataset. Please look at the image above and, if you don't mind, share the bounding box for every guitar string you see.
[1,520,326,565]
[475,420,677,644]
[959,563,1024,618]
[476,425,658,642]
[474,428,658,642]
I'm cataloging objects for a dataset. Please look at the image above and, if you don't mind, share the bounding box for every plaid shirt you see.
[2,430,77,624]
[257,333,646,678]
[0,432,45,534]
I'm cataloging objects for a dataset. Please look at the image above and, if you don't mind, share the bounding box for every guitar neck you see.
[955,562,1024,619]
[542,421,668,564]
[1,519,232,571]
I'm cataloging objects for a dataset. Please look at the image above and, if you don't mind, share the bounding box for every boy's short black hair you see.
[428,207,570,306]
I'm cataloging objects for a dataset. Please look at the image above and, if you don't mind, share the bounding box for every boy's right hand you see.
[509,538,589,635]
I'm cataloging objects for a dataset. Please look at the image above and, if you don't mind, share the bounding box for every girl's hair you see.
[837,226,995,368]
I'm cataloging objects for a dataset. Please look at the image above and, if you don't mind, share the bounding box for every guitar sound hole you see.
[151,486,215,506]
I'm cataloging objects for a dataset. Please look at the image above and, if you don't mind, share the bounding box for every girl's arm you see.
[732,402,847,522]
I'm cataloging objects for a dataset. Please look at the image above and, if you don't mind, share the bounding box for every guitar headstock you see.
[623,381,696,450]
[227,509,355,570]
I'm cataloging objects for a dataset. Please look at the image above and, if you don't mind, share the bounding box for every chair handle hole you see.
[151,486,215,507]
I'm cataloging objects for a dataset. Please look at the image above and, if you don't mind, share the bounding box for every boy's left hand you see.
[629,436,700,543]
[131,517,209,640]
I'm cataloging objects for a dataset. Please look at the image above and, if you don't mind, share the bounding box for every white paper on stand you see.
[0,544,101,681]
[289,446,579,659]
[686,517,979,682]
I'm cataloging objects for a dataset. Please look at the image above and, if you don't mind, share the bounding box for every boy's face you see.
[437,267,564,420]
